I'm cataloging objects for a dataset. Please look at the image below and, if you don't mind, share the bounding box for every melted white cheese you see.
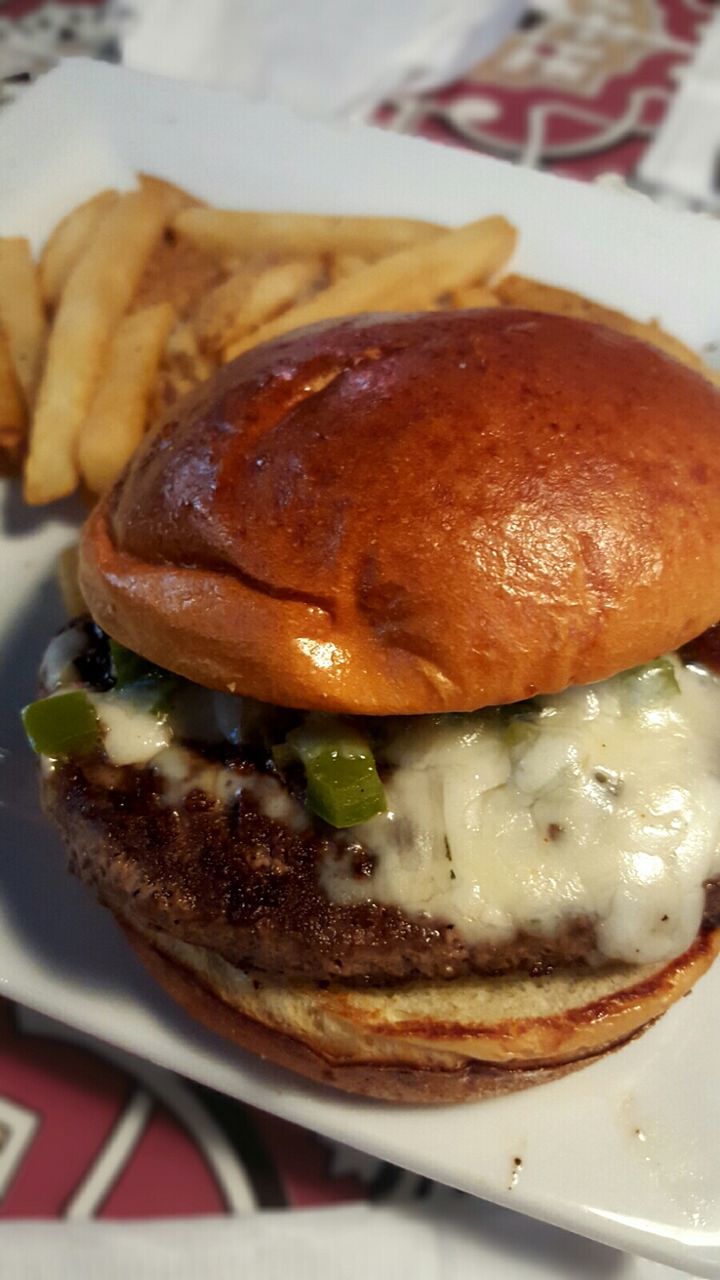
[153,744,308,831]
[39,628,87,692]
[39,627,308,830]
[93,700,307,829]
[92,694,171,767]
[321,656,720,965]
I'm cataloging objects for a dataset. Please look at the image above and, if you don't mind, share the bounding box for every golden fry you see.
[0,237,46,403]
[139,172,203,218]
[224,216,516,360]
[56,543,85,616]
[174,207,444,260]
[24,186,177,505]
[196,258,320,354]
[39,189,118,309]
[165,319,208,365]
[451,284,500,309]
[78,303,175,494]
[148,321,216,418]
[330,253,370,282]
[132,234,223,318]
[495,275,707,375]
[193,268,253,352]
[27,174,717,514]
[0,324,26,468]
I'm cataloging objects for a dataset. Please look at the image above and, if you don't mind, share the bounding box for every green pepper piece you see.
[504,716,540,749]
[110,639,168,687]
[620,656,679,705]
[109,639,178,712]
[22,690,100,760]
[284,721,387,827]
[305,751,386,827]
[271,742,294,770]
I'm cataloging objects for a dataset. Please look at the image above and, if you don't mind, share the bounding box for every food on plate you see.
[24,186,183,505]
[55,544,85,618]
[0,325,26,467]
[173,207,445,259]
[451,284,500,310]
[0,237,46,404]
[495,274,716,381]
[9,176,716,505]
[221,215,517,360]
[77,302,175,494]
[39,189,119,310]
[330,253,370,282]
[24,308,720,1102]
[194,259,322,357]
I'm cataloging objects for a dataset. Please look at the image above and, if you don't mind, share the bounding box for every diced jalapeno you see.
[109,639,178,712]
[279,720,387,827]
[271,742,294,770]
[304,751,386,828]
[22,690,100,760]
[504,716,539,749]
[620,656,679,706]
[110,639,167,687]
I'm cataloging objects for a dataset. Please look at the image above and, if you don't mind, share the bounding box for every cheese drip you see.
[321,656,720,965]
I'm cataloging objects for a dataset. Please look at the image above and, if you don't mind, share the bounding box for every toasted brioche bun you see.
[81,309,720,714]
[124,922,720,1103]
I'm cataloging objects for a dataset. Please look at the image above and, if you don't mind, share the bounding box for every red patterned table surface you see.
[377,0,716,180]
[0,0,714,1221]
[0,1003,380,1216]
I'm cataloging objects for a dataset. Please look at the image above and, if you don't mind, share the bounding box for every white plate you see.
[2,60,720,1278]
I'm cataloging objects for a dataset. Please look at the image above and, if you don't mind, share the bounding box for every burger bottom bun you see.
[123,922,720,1104]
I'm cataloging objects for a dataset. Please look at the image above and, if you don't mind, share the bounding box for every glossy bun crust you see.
[81,310,720,713]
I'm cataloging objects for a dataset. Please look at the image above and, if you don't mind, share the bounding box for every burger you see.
[23,308,720,1103]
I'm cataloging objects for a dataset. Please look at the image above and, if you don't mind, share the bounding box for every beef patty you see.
[41,751,720,984]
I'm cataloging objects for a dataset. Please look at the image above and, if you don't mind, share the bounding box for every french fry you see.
[139,172,203,218]
[192,269,252,352]
[196,258,321,354]
[150,321,216,417]
[165,319,210,370]
[0,324,26,468]
[132,232,224,319]
[0,237,46,403]
[495,275,707,375]
[451,284,500,309]
[78,302,175,494]
[331,253,370,282]
[24,186,177,505]
[39,189,118,309]
[174,207,444,260]
[224,216,516,360]
[56,543,85,616]
[26,175,717,516]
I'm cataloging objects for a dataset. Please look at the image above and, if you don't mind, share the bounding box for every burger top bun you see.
[81,309,720,714]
